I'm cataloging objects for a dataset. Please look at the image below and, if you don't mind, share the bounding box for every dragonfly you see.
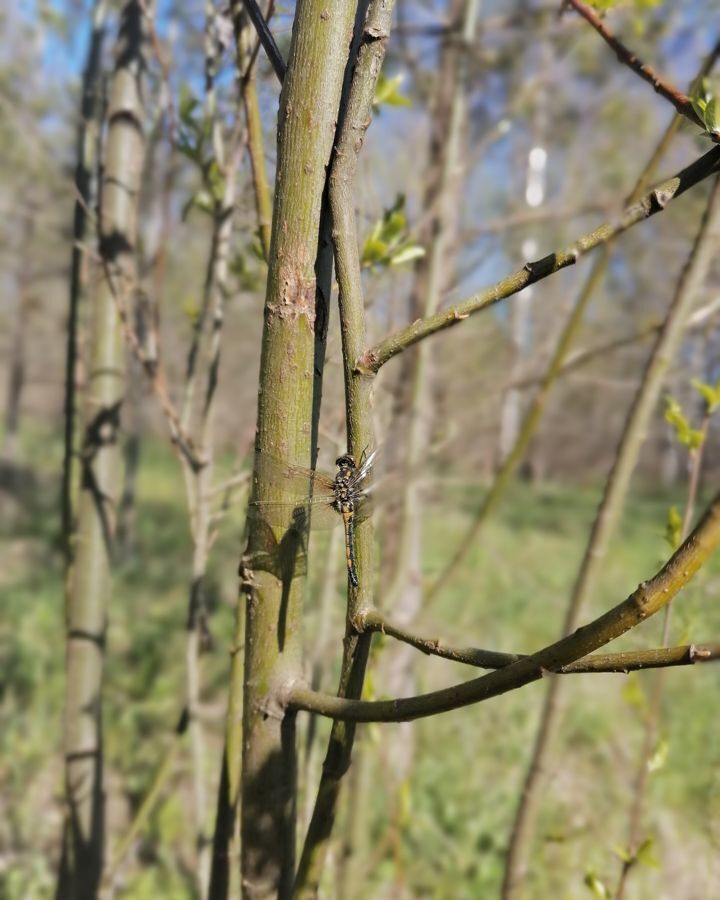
[248,449,378,588]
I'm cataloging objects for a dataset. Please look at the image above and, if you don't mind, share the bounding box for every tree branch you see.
[286,490,720,721]
[361,608,720,673]
[241,0,286,83]
[292,3,394,896]
[565,0,705,130]
[360,146,720,373]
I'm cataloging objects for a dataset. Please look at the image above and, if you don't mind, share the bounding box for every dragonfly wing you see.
[253,452,336,498]
[250,451,340,529]
[353,448,378,484]
[248,496,341,529]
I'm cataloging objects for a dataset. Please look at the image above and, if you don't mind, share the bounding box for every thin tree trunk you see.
[383,0,478,785]
[292,4,392,895]
[56,3,146,898]
[501,174,720,899]
[235,3,356,897]
[61,0,108,565]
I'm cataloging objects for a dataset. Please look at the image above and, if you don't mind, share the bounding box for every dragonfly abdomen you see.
[341,505,359,588]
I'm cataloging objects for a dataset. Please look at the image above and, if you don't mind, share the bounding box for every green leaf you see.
[583,870,610,898]
[612,844,633,864]
[361,195,424,269]
[621,673,648,716]
[703,97,719,134]
[647,738,668,773]
[691,378,720,415]
[181,297,201,323]
[361,235,390,267]
[692,96,708,120]
[665,506,682,551]
[635,837,660,869]
[374,72,412,110]
[389,243,426,267]
[664,396,702,447]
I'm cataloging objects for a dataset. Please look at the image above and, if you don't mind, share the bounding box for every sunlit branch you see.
[361,608,720,674]
[565,0,705,130]
[360,146,720,373]
[286,491,720,722]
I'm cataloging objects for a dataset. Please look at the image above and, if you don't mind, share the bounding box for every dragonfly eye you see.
[335,454,356,469]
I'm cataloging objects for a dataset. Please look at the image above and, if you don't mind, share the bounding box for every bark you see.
[61,0,108,564]
[56,3,146,897]
[501,174,720,899]
[236,3,356,897]
[292,3,392,894]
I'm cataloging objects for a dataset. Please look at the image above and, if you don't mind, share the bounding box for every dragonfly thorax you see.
[335,454,357,472]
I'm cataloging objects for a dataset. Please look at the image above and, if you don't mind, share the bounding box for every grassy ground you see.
[1,423,718,898]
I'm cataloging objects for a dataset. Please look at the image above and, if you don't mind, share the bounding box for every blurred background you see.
[1,0,720,897]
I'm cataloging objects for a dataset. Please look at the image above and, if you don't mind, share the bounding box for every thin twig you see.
[240,0,286,83]
[361,608,720,674]
[508,296,720,393]
[102,260,204,471]
[564,0,705,130]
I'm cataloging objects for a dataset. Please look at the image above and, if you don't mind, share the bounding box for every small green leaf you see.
[622,673,648,716]
[583,870,610,898]
[704,97,719,133]
[691,378,720,414]
[374,72,412,109]
[181,297,201,323]
[664,396,701,447]
[665,506,682,551]
[389,243,426,266]
[361,235,389,267]
[612,844,633,864]
[635,837,660,869]
[361,195,424,269]
[647,738,668,773]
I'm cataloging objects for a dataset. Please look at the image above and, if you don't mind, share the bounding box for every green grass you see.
[1,423,719,898]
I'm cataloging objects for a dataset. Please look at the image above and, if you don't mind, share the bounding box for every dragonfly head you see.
[335,454,356,472]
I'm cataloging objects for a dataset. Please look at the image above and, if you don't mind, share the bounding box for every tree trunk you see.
[61,0,108,564]
[236,4,356,897]
[56,3,146,896]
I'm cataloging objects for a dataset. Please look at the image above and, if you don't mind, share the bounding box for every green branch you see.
[361,608,720,674]
[287,490,720,721]
[292,2,394,896]
[236,1,357,895]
